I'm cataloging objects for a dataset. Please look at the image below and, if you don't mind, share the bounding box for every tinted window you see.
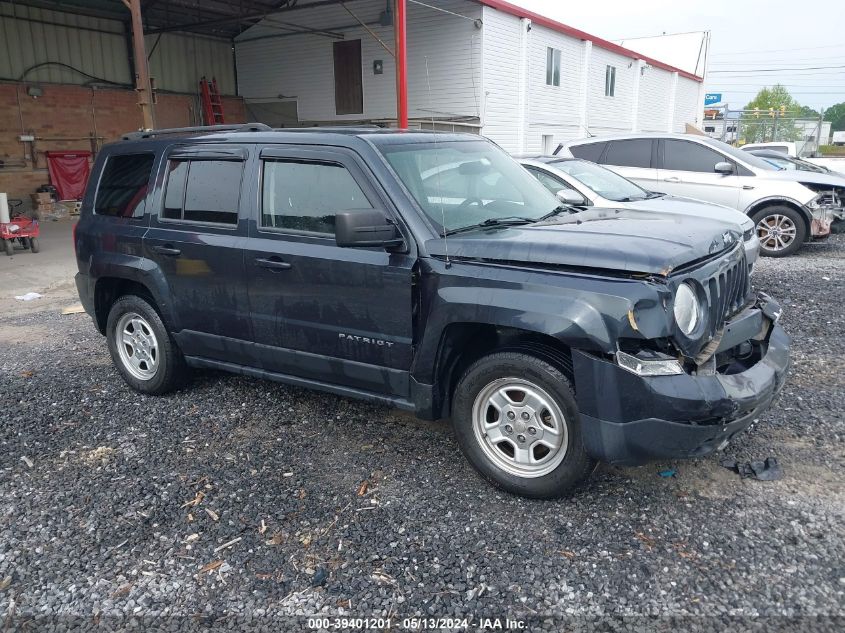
[94,153,154,218]
[262,160,372,235]
[604,139,652,168]
[162,160,242,224]
[569,142,607,162]
[663,140,725,173]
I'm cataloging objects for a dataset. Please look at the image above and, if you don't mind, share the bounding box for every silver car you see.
[517,155,760,267]
[556,133,842,257]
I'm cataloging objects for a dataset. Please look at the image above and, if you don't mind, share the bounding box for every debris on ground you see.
[311,566,328,587]
[19,456,33,468]
[720,457,784,481]
[14,292,42,301]
[61,304,85,315]
[658,468,677,478]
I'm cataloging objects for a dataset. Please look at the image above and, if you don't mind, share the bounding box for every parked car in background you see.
[74,126,790,499]
[740,142,845,174]
[556,133,841,257]
[747,149,833,173]
[516,155,760,268]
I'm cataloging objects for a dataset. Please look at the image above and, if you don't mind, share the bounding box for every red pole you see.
[394,0,408,128]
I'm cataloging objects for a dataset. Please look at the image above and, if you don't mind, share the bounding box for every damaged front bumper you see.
[573,294,790,465]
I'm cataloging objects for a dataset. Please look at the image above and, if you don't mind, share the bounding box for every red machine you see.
[2,200,40,256]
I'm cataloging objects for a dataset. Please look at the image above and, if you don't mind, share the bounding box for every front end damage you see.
[804,182,844,238]
[572,246,791,465]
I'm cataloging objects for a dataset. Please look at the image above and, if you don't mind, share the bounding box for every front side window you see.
[663,140,726,173]
[94,153,154,218]
[546,47,561,86]
[161,159,242,224]
[525,167,571,194]
[604,139,652,168]
[378,140,561,234]
[262,160,373,235]
[605,65,616,97]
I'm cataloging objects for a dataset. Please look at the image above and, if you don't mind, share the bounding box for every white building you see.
[235,0,703,154]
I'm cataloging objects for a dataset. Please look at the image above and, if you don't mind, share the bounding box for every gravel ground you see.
[1,237,843,632]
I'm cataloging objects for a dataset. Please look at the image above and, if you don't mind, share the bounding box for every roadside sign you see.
[704,93,722,106]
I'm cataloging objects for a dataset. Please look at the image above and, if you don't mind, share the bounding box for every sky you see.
[509,0,845,113]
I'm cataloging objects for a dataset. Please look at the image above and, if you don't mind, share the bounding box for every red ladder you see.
[199,76,225,125]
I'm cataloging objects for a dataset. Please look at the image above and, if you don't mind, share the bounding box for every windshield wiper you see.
[443,216,534,236]
[535,204,578,222]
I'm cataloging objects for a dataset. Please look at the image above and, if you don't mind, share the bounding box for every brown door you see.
[333,39,363,115]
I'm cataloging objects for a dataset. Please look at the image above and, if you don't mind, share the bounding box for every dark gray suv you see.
[74,125,790,498]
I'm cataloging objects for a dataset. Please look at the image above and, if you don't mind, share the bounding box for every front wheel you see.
[29,237,39,253]
[451,352,595,498]
[4,240,13,256]
[752,205,807,257]
[106,294,187,395]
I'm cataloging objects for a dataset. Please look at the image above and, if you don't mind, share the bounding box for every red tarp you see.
[46,151,92,200]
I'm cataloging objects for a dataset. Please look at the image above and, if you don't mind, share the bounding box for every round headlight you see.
[674,282,703,336]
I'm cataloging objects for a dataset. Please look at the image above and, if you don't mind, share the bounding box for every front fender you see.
[412,260,672,384]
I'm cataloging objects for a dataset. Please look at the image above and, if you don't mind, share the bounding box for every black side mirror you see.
[714,161,734,175]
[335,210,403,248]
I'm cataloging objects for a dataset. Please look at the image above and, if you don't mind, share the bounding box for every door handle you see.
[151,245,181,257]
[663,176,681,183]
[255,256,292,271]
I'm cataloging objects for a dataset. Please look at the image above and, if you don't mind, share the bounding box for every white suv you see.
[556,133,842,256]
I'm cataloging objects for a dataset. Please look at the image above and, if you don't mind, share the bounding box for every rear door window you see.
[604,139,653,168]
[162,159,243,225]
[663,140,726,173]
[94,153,155,218]
[568,142,607,162]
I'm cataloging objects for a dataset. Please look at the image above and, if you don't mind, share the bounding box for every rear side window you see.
[568,142,607,163]
[604,139,652,168]
[663,140,725,173]
[162,160,242,225]
[94,153,154,218]
[261,160,373,235]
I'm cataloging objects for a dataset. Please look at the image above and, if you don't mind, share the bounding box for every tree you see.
[823,102,845,132]
[741,85,803,143]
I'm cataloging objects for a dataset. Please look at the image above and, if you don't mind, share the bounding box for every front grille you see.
[704,252,750,338]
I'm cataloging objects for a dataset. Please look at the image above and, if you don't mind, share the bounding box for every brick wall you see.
[0,82,245,208]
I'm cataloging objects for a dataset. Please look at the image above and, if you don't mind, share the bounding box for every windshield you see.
[700,137,777,171]
[549,159,651,201]
[379,140,562,233]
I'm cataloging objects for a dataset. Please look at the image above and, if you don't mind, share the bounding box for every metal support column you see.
[123,0,156,130]
[394,0,408,128]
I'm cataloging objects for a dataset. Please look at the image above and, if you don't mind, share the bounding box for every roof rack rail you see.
[122,122,271,141]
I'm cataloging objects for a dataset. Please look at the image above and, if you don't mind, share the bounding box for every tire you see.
[106,294,187,395]
[4,240,13,256]
[29,237,39,253]
[451,351,595,499]
[751,205,807,257]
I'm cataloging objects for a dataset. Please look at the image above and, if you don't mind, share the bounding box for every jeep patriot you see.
[74,125,790,498]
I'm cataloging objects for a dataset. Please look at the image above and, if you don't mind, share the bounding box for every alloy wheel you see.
[114,312,159,380]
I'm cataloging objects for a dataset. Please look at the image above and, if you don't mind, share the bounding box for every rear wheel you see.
[4,240,13,256]
[451,351,595,498]
[752,205,806,257]
[29,237,39,253]
[106,294,187,394]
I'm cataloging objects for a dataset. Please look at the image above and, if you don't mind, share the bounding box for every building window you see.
[704,126,716,133]
[546,47,561,86]
[605,65,616,97]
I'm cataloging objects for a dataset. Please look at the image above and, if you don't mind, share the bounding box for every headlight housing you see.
[674,282,703,336]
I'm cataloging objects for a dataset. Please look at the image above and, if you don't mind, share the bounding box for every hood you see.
[622,195,753,230]
[426,207,743,275]
[756,169,845,188]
